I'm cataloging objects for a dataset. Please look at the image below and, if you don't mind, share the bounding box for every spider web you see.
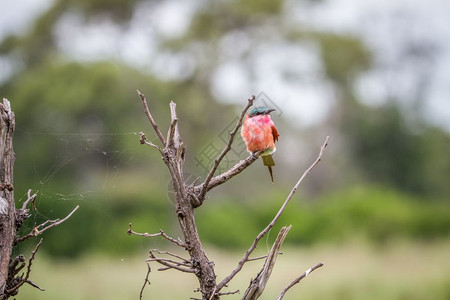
[13,126,143,235]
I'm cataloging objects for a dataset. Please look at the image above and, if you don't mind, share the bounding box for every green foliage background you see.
[0,0,450,299]
[0,1,449,298]
[1,0,448,258]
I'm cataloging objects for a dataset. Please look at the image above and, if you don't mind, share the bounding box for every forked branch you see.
[15,205,80,244]
[198,95,256,202]
[6,239,44,296]
[127,223,186,248]
[134,92,328,300]
[242,225,292,300]
[277,262,324,300]
[148,250,195,273]
[21,189,38,211]
[192,152,260,207]
[217,136,329,292]
[137,90,166,146]
[139,263,151,300]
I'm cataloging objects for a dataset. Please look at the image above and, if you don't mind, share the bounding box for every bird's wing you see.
[271,124,279,142]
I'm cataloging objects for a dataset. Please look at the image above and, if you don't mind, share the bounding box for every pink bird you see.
[241,106,279,182]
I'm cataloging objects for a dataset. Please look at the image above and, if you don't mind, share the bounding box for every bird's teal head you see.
[248,106,276,118]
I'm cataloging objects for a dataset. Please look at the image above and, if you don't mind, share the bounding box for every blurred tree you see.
[0,0,448,258]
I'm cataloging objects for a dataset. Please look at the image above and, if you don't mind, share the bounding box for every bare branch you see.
[139,263,151,300]
[146,250,193,268]
[24,239,43,286]
[134,91,327,299]
[6,238,44,295]
[166,102,179,148]
[243,225,291,300]
[149,249,191,263]
[9,255,25,277]
[217,136,329,291]
[24,279,45,291]
[0,98,16,296]
[208,287,217,300]
[21,189,38,211]
[137,90,166,146]
[139,132,163,153]
[155,263,194,273]
[127,223,163,238]
[147,258,192,268]
[277,262,324,300]
[198,95,256,202]
[16,205,79,244]
[217,290,240,296]
[149,250,195,273]
[193,152,260,205]
[127,223,187,248]
[247,252,283,262]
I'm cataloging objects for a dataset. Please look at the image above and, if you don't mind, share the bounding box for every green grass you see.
[18,239,450,300]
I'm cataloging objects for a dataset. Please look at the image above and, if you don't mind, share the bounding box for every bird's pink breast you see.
[241,115,276,153]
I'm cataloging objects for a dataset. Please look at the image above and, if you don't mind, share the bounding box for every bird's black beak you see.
[266,108,276,114]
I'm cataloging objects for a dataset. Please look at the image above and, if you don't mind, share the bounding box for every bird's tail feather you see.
[262,155,275,167]
[262,155,275,182]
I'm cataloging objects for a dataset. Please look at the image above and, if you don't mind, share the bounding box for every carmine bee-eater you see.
[241,106,279,182]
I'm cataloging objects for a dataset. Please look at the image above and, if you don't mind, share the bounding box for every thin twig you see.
[217,290,240,296]
[217,136,329,291]
[247,252,283,262]
[25,279,45,291]
[149,250,195,273]
[147,257,192,268]
[21,189,38,211]
[127,224,163,238]
[199,95,256,202]
[6,238,44,294]
[193,152,260,207]
[208,287,217,300]
[139,131,163,153]
[190,177,201,188]
[166,102,179,148]
[137,90,166,146]
[243,226,291,300]
[9,255,25,277]
[127,224,187,248]
[139,263,151,300]
[155,263,194,273]
[150,249,191,263]
[16,205,80,243]
[277,262,324,300]
[160,231,186,248]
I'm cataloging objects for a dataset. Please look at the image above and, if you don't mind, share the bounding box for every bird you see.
[241,106,279,182]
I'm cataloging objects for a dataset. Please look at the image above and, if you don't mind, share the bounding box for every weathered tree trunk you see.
[134,93,326,299]
[0,99,16,298]
[0,99,78,299]
[170,171,217,299]
[162,103,217,299]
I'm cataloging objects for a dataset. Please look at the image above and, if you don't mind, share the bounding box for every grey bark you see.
[0,99,16,298]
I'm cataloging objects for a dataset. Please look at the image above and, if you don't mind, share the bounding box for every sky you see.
[1,0,449,130]
[296,0,450,129]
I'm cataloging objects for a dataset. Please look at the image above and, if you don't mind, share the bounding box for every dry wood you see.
[135,92,328,299]
[242,226,291,300]
[277,262,324,300]
[0,99,16,298]
[0,99,78,299]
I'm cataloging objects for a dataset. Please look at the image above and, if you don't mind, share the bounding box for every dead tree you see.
[0,98,79,299]
[129,92,328,299]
